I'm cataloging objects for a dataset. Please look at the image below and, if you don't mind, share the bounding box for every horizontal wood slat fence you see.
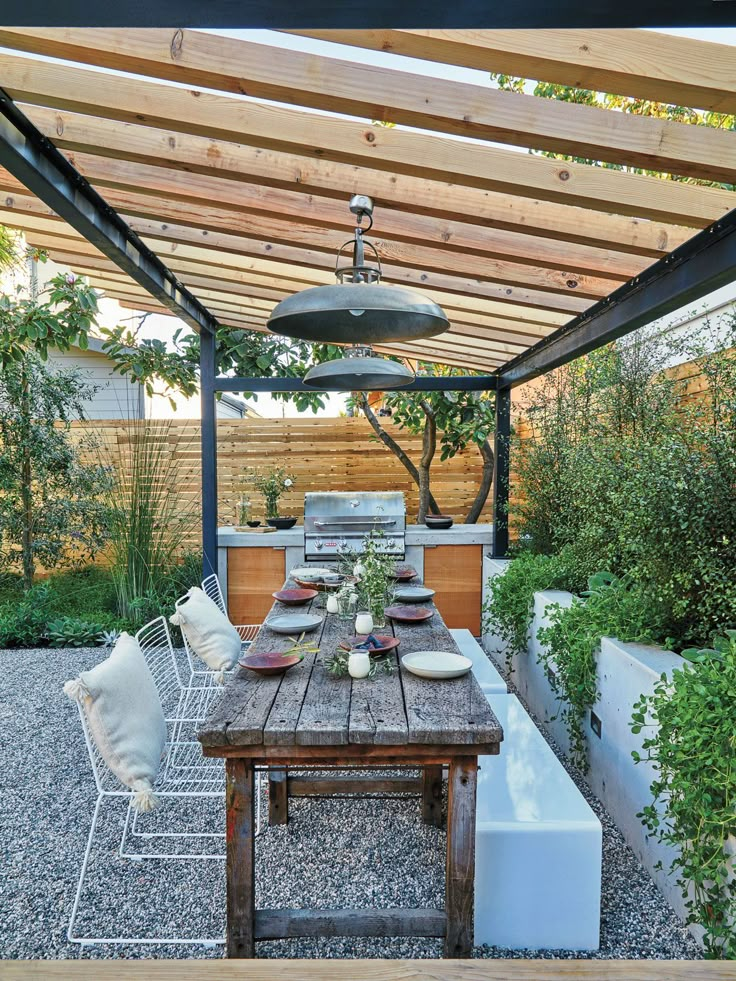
[70,416,493,547]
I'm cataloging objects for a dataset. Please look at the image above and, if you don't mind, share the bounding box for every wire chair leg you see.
[67,794,103,944]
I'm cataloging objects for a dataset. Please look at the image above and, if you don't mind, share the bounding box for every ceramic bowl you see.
[339,634,400,656]
[425,515,454,529]
[394,585,436,603]
[392,565,418,582]
[267,516,297,530]
[272,588,318,606]
[384,605,434,624]
[401,650,472,680]
[246,520,261,528]
[266,613,323,634]
[239,652,302,676]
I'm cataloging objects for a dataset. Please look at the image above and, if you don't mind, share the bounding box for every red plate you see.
[392,565,417,582]
[273,588,318,605]
[339,634,400,656]
[385,605,434,624]
[238,652,302,676]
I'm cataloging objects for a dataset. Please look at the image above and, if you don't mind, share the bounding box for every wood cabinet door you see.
[227,547,286,625]
[423,544,482,635]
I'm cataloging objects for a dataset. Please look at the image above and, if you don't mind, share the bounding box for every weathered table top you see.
[198,578,503,756]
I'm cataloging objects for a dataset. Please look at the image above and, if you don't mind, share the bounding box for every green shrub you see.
[482,547,585,666]
[0,585,52,647]
[46,616,105,648]
[632,633,736,958]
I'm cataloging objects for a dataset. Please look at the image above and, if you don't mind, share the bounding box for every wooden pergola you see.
[0,26,734,571]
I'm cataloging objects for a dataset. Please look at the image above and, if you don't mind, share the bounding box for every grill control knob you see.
[315,539,324,550]
[350,498,360,508]
[387,538,396,548]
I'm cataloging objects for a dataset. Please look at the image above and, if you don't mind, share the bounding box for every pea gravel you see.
[0,647,701,961]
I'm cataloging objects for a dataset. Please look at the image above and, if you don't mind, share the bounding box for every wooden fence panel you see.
[70,416,494,549]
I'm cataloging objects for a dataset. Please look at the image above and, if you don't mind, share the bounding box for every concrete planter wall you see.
[482,556,690,924]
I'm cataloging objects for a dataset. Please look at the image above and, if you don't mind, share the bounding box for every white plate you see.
[401,650,472,680]
[266,613,323,634]
[394,585,436,603]
[290,566,334,580]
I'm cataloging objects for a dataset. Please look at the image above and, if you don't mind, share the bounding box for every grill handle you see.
[313,517,398,528]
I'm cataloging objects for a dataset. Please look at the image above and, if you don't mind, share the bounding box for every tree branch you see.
[359,395,441,515]
[465,438,494,525]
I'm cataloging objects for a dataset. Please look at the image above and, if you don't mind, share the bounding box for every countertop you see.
[217,523,494,548]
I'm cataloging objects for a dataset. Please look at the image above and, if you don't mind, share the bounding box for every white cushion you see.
[64,633,166,811]
[170,586,240,678]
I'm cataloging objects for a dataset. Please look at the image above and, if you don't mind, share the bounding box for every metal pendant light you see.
[303,345,415,391]
[268,195,449,345]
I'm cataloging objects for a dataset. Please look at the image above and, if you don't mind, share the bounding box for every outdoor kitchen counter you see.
[218,523,493,634]
[217,522,493,547]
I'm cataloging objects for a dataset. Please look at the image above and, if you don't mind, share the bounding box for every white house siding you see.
[46,346,144,420]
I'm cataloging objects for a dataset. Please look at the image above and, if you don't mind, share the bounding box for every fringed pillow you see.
[64,632,167,812]
[169,586,240,682]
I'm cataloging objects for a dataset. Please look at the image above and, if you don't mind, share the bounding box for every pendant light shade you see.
[269,281,448,345]
[268,195,449,345]
[303,346,415,391]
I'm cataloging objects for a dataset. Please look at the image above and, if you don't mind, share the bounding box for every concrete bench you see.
[450,628,508,694]
[475,693,602,951]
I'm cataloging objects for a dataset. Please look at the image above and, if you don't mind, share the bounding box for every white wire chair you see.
[134,615,263,834]
[67,697,226,947]
[172,574,260,689]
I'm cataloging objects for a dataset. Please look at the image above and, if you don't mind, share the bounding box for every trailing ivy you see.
[481,548,584,668]
[537,573,663,770]
[631,634,736,958]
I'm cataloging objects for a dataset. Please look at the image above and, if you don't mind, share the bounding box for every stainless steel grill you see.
[304,491,406,561]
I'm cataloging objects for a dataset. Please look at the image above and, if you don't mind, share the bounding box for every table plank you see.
[392,604,502,746]
[199,584,324,747]
[295,611,352,746]
[348,651,409,745]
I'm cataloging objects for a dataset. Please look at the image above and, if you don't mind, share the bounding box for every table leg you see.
[268,767,289,825]
[421,765,444,827]
[226,758,256,958]
[444,756,478,958]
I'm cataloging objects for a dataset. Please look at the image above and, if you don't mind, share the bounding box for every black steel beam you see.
[498,207,736,389]
[1,0,735,27]
[214,375,497,393]
[201,330,219,578]
[491,387,511,559]
[0,90,218,336]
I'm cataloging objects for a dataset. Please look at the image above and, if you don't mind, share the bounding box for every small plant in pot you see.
[247,466,297,529]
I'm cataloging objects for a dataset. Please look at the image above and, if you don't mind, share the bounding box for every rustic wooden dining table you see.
[198,576,504,959]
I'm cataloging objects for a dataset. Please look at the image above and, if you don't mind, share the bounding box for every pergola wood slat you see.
[57,150,649,280]
[286,28,736,116]
[0,52,733,226]
[2,28,735,184]
[3,202,591,314]
[34,242,565,333]
[53,255,554,347]
[23,105,695,258]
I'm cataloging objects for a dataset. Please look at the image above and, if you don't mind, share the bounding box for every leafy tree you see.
[492,74,735,189]
[353,366,495,523]
[0,269,112,586]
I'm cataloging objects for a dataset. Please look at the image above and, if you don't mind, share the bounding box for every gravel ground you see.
[0,647,701,961]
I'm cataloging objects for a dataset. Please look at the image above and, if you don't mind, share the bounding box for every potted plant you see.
[247,466,297,529]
